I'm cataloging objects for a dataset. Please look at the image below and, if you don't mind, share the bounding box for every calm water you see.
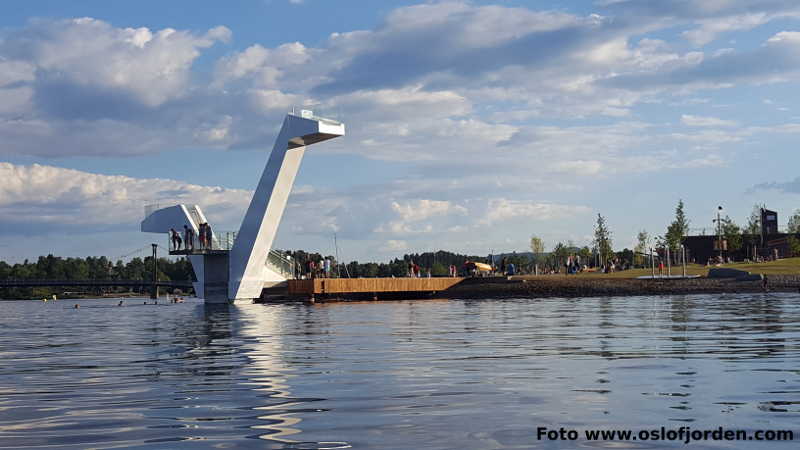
[1,294,799,449]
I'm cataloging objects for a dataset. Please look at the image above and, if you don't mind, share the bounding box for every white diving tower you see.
[141,111,345,303]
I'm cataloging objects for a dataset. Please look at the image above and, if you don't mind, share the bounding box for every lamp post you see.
[150,243,158,300]
[714,206,723,262]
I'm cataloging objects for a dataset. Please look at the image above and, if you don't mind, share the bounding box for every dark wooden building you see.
[682,233,797,264]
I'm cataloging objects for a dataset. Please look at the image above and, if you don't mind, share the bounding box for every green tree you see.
[530,236,545,255]
[594,214,613,264]
[745,204,765,235]
[431,262,447,276]
[577,246,592,264]
[551,242,569,269]
[720,216,743,253]
[787,209,800,234]
[634,230,650,267]
[787,235,800,256]
[665,199,690,252]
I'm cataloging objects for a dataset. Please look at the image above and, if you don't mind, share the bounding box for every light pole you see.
[150,243,158,300]
[682,244,686,278]
[714,206,723,262]
[650,247,655,278]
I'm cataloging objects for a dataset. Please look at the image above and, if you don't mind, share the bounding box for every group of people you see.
[498,257,517,276]
[170,223,213,251]
[407,261,424,277]
[305,258,333,278]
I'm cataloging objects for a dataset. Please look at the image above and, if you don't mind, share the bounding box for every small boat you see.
[473,262,493,272]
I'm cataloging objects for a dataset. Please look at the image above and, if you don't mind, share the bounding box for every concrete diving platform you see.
[288,277,465,297]
[169,248,230,256]
[168,248,230,256]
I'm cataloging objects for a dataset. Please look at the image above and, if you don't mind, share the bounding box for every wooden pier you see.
[287,277,464,296]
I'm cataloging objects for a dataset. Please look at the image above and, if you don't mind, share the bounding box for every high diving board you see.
[141,110,344,303]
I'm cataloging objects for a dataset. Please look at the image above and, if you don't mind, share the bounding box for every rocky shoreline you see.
[434,275,800,299]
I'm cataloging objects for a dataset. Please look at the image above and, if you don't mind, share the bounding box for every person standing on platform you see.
[184,225,194,251]
[204,223,213,249]
[198,223,206,250]
[170,228,179,250]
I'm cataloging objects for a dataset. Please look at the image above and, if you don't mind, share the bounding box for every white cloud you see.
[3,18,230,107]
[551,160,605,175]
[391,199,467,222]
[213,42,311,88]
[381,240,408,252]
[0,162,250,233]
[480,199,591,226]
[4,3,800,260]
[681,114,738,127]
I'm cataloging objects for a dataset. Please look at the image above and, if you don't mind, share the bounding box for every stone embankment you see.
[436,275,800,299]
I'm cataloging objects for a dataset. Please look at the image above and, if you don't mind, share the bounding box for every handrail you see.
[165,230,237,252]
[266,249,297,279]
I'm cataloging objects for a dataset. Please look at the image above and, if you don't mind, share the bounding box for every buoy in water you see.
[74,304,80,309]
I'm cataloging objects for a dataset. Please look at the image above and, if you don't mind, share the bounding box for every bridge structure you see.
[0,279,192,289]
[141,110,345,304]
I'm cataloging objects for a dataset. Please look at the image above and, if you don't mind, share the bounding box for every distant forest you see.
[284,250,491,278]
[0,250,492,299]
[0,255,194,299]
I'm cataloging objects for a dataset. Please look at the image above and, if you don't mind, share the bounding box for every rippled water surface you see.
[1,294,799,449]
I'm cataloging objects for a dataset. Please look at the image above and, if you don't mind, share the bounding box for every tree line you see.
[0,254,194,299]
[284,249,488,278]
[530,200,800,271]
[0,250,490,298]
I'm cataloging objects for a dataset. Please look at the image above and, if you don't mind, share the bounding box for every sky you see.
[3,0,800,264]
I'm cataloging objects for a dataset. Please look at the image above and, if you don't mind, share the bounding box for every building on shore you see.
[682,208,797,263]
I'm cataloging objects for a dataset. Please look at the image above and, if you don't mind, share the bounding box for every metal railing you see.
[164,229,297,279]
[288,106,342,125]
[267,249,297,279]
[165,230,237,253]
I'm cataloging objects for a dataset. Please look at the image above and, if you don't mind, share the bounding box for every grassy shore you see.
[511,257,800,280]
[418,258,800,300]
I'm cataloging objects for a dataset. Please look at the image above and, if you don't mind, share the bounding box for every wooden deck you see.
[287,277,464,296]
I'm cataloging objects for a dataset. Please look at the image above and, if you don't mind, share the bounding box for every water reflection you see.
[0,293,799,448]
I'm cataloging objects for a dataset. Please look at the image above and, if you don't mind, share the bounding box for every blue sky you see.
[3,0,800,263]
